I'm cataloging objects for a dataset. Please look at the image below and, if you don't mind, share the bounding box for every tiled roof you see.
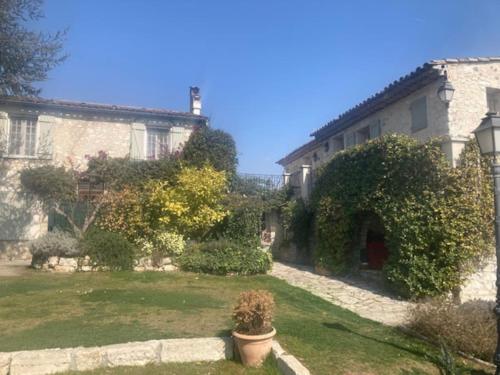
[278,57,500,166]
[0,95,207,121]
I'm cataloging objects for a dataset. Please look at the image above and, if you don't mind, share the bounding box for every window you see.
[369,120,381,139]
[410,96,428,132]
[356,127,370,144]
[147,128,170,160]
[344,132,356,149]
[323,141,329,153]
[332,135,344,152]
[8,116,37,156]
[487,88,500,112]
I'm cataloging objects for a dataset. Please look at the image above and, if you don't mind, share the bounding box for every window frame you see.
[6,115,39,158]
[146,127,171,160]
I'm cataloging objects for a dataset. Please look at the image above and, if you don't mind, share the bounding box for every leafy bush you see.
[85,153,181,190]
[20,165,77,206]
[178,239,272,275]
[136,231,185,265]
[97,187,151,241]
[217,194,263,246]
[312,135,493,297]
[232,290,274,335]
[408,298,495,361]
[281,198,313,251]
[182,127,238,174]
[79,229,136,271]
[30,230,79,265]
[146,165,228,239]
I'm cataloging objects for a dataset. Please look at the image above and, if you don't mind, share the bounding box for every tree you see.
[20,165,107,238]
[146,165,228,239]
[0,0,66,96]
[182,127,238,174]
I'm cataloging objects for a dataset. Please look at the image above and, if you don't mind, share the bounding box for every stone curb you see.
[0,337,311,375]
[272,341,311,375]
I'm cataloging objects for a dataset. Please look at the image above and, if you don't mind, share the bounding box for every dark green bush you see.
[85,154,181,190]
[20,165,76,206]
[216,194,263,247]
[178,239,271,275]
[312,135,493,297]
[182,127,238,174]
[79,229,136,271]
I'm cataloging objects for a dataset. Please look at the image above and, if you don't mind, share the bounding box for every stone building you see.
[278,57,500,200]
[0,87,207,259]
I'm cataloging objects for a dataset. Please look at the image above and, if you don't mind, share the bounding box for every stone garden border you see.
[0,337,310,375]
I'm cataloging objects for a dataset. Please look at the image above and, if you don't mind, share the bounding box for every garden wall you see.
[460,256,496,302]
[33,256,178,273]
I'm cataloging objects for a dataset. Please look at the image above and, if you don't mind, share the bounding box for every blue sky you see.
[36,0,500,174]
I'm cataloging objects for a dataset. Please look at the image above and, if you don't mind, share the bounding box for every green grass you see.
[0,270,493,375]
[63,357,280,375]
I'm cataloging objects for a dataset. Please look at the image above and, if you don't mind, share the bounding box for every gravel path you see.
[270,262,412,326]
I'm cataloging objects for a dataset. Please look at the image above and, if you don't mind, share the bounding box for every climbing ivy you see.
[312,134,493,298]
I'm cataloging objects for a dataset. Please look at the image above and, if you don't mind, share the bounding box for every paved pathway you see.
[0,259,31,277]
[270,262,412,326]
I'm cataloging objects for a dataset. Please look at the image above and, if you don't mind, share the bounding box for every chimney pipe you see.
[189,86,201,115]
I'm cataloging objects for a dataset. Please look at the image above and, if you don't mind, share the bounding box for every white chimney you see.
[189,86,201,115]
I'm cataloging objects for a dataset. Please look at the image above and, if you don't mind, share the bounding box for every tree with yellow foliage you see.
[147,165,228,239]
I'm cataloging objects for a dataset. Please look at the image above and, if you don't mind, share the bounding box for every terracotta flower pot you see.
[233,327,276,367]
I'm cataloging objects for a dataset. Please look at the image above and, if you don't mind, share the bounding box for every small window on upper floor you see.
[487,88,500,113]
[345,132,356,149]
[8,116,38,157]
[323,141,329,153]
[332,135,344,152]
[356,127,370,144]
[369,120,382,139]
[410,96,428,133]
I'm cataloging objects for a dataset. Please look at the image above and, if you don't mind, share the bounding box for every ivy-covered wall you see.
[311,134,493,298]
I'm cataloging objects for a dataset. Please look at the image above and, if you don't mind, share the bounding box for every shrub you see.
[85,153,181,190]
[177,239,272,275]
[30,230,79,265]
[146,165,228,239]
[232,290,274,335]
[80,229,136,271]
[97,187,151,241]
[407,298,495,361]
[217,194,263,246]
[136,231,185,265]
[20,165,77,205]
[182,127,238,174]
[312,135,493,297]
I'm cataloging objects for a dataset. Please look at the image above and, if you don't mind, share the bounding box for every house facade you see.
[0,87,207,259]
[278,57,500,199]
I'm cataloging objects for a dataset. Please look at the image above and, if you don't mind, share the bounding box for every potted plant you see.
[232,290,276,367]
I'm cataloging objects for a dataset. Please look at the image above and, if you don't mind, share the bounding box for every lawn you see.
[63,357,280,375]
[0,270,493,375]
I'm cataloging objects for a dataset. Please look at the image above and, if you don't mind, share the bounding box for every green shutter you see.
[369,120,381,139]
[130,123,146,160]
[37,117,53,159]
[410,96,428,132]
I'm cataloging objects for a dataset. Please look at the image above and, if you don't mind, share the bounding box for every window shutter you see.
[369,120,381,139]
[170,127,191,153]
[410,96,428,132]
[0,112,7,156]
[130,123,146,160]
[37,117,53,159]
[344,132,356,148]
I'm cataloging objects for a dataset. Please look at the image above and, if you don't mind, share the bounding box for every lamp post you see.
[473,112,500,374]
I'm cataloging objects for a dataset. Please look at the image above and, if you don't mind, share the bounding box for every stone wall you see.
[33,256,178,273]
[460,256,496,303]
